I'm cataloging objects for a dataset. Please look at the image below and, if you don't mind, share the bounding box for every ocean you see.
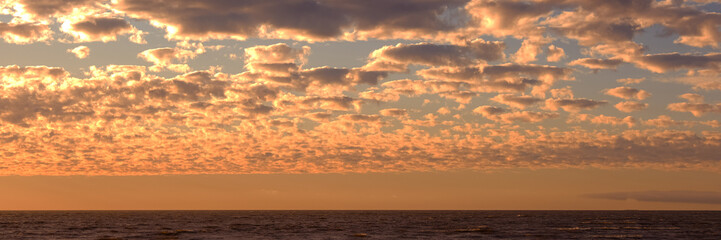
[1,211,720,239]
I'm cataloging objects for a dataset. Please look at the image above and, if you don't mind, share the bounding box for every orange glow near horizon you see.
[2,169,721,210]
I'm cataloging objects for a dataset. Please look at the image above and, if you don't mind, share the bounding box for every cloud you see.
[299,67,387,96]
[138,47,198,72]
[244,43,310,64]
[550,87,574,99]
[668,102,721,117]
[668,93,721,117]
[361,79,466,103]
[587,42,646,62]
[295,96,362,112]
[570,58,624,70]
[481,64,573,82]
[417,69,555,98]
[113,0,468,41]
[490,94,543,109]
[3,60,721,176]
[604,86,651,100]
[68,46,90,59]
[416,66,553,94]
[0,65,89,126]
[473,105,506,116]
[61,16,135,42]
[514,39,546,64]
[465,0,554,38]
[0,65,68,84]
[693,81,721,91]
[474,105,558,123]
[368,39,505,68]
[238,43,390,96]
[437,107,451,115]
[379,108,408,118]
[633,52,721,73]
[305,112,333,122]
[615,101,648,113]
[617,77,645,85]
[680,93,704,103]
[2,0,99,20]
[553,1,721,49]
[545,11,640,46]
[416,66,482,82]
[584,191,721,205]
[2,0,721,50]
[545,98,608,112]
[643,115,694,128]
[0,22,52,44]
[477,64,573,96]
[570,114,636,128]
[5,1,721,176]
[339,114,381,123]
[546,45,565,62]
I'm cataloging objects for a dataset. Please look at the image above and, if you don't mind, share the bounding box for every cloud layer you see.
[1,1,721,175]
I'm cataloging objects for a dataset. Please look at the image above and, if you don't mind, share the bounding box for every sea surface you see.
[1,211,720,239]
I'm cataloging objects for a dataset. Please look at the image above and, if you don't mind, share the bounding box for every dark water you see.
[1,211,720,239]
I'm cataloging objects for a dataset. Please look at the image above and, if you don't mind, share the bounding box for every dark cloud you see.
[67,17,133,42]
[114,0,469,40]
[117,0,342,39]
[634,52,721,73]
[3,0,721,50]
[71,17,131,35]
[549,19,640,46]
[585,191,721,205]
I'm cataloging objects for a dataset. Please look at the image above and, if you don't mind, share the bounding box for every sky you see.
[1,0,721,210]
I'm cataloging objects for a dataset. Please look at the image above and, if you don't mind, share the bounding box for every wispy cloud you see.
[584,191,721,205]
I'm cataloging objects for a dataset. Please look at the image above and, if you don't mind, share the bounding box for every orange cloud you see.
[68,45,90,59]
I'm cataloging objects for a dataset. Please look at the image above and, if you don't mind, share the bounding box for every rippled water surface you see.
[1,211,720,239]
